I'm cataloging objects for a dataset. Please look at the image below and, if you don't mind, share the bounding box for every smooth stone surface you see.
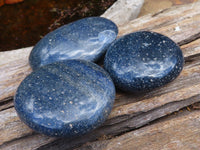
[14,60,115,137]
[104,31,184,92]
[29,17,118,70]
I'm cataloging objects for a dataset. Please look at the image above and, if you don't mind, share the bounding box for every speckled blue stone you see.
[104,31,184,92]
[14,60,115,137]
[29,17,118,70]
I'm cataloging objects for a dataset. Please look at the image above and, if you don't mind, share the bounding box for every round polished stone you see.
[104,31,184,92]
[14,60,115,137]
[29,17,118,70]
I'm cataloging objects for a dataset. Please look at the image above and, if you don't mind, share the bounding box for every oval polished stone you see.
[14,60,115,137]
[104,31,184,92]
[29,17,118,70]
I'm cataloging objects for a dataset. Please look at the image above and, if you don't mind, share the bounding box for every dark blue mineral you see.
[29,17,118,70]
[14,60,115,137]
[104,31,184,92]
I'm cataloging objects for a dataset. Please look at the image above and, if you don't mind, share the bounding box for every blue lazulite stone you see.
[104,31,184,92]
[29,17,118,70]
[14,60,115,137]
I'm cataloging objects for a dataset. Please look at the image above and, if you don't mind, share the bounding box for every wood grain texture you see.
[101,0,144,26]
[1,1,200,150]
[77,110,200,150]
[118,1,200,45]
[0,47,32,101]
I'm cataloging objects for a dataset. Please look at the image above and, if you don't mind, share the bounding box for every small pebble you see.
[29,17,118,70]
[14,60,115,137]
[104,31,184,92]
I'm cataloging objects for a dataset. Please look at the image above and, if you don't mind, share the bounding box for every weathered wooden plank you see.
[1,37,199,111]
[0,108,33,145]
[77,110,200,150]
[36,94,200,150]
[101,0,144,26]
[110,82,200,119]
[0,99,13,111]
[118,2,200,44]
[1,41,200,147]
[2,92,199,150]
[0,47,32,101]
[1,68,200,149]
[182,38,200,60]
[0,134,55,150]
[1,47,200,149]
[1,1,200,150]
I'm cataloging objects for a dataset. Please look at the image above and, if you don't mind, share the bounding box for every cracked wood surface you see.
[1,1,200,150]
[77,110,200,150]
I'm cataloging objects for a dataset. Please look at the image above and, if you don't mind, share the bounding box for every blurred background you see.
[0,0,197,51]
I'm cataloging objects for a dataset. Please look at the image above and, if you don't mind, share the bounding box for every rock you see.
[14,60,116,137]
[104,31,184,92]
[101,0,144,26]
[29,17,118,71]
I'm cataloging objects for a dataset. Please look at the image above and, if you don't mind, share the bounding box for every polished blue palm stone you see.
[29,17,118,70]
[104,31,184,92]
[14,60,115,137]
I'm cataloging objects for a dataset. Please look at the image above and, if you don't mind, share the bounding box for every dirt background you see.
[0,0,197,51]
